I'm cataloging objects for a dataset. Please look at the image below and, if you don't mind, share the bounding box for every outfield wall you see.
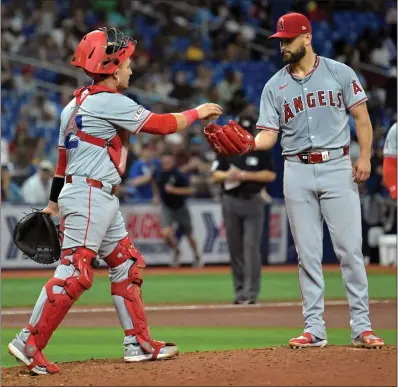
[1,200,289,269]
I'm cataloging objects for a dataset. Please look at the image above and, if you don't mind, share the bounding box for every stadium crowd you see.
[1,0,396,212]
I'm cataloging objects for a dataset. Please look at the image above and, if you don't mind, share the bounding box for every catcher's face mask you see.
[71,27,137,76]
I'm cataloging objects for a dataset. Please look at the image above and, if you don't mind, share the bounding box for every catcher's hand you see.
[13,211,61,265]
[195,103,222,120]
[204,120,255,155]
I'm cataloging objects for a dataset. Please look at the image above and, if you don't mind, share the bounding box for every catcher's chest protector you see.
[66,85,129,176]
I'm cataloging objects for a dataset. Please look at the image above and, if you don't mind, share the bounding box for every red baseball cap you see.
[269,13,312,39]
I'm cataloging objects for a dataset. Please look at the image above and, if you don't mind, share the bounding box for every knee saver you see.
[27,247,96,350]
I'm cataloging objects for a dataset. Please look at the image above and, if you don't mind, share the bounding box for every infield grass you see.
[2,271,396,308]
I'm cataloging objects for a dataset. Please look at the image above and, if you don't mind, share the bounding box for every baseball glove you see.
[204,120,255,155]
[13,211,61,265]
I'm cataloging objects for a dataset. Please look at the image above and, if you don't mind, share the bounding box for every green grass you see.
[2,272,396,308]
[2,326,396,368]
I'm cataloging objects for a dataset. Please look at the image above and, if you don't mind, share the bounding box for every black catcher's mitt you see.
[13,211,61,265]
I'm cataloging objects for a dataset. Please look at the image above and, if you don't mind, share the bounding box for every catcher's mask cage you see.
[71,27,137,76]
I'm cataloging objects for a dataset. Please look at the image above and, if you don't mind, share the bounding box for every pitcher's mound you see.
[2,346,396,386]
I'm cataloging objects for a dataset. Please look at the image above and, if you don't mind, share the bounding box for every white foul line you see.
[1,299,395,316]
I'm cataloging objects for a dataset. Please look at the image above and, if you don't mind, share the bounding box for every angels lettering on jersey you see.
[282,79,363,124]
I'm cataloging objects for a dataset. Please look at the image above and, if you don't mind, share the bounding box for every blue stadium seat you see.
[34,69,57,83]
[172,37,192,54]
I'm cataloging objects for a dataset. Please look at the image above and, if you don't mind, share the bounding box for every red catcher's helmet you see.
[71,27,137,75]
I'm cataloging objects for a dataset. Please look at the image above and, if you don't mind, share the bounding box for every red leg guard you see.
[107,237,169,358]
[26,247,96,351]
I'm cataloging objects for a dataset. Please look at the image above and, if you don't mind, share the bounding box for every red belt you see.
[65,175,117,195]
[296,146,349,164]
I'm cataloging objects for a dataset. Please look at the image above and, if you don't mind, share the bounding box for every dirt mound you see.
[2,346,396,386]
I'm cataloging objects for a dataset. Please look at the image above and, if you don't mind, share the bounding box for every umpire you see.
[211,115,276,304]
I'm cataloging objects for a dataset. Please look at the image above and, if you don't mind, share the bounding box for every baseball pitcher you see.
[8,27,222,375]
[204,13,384,349]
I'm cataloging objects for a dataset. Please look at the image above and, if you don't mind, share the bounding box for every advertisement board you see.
[1,200,288,269]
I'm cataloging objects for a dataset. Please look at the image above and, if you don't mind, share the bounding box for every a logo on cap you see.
[302,26,307,30]
[278,18,285,31]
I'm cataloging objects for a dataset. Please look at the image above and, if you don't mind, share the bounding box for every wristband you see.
[181,109,199,127]
[49,177,65,203]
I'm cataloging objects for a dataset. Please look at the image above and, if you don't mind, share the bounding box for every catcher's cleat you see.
[289,332,328,349]
[352,331,384,349]
[8,336,59,375]
[124,341,179,362]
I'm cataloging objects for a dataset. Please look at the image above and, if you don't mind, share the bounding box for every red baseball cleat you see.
[352,331,384,349]
[288,332,328,349]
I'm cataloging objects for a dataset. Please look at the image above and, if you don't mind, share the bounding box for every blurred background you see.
[1,0,397,267]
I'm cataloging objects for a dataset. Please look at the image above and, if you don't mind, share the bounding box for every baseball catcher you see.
[8,27,222,375]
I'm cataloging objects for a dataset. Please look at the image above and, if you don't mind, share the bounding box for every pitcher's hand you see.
[353,155,371,184]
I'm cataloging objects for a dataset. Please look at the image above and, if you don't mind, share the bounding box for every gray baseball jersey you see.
[256,56,367,155]
[59,92,152,185]
[256,55,374,341]
[383,123,397,157]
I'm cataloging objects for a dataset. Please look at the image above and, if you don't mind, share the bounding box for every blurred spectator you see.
[8,121,36,186]
[21,160,54,205]
[153,69,174,99]
[13,65,37,96]
[193,64,213,93]
[180,136,213,198]
[216,69,243,108]
[165,133,190,167]
[334,41,360,65]
[168,71,195,101]
[1,138,10,167]
[127,144,159,201]
[20,94,58,134]
[35,0,57,36]
[370,32,394,69]
[1,165,23,203]
[1,0,396,208]
[306,0,331,21]
[152,152,203,267]
[1,50,12,90]
[70,8,89,38]
[3,16,25,54]
[186,40,205,62]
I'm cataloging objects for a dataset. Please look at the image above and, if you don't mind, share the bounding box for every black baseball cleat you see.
[233,297,249,305]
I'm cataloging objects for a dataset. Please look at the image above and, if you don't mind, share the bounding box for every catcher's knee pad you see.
[26,247,96,351]
[106,237,155,352]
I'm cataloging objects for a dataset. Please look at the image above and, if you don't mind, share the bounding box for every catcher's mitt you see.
[13,211,61,265]
[204,120,255,155]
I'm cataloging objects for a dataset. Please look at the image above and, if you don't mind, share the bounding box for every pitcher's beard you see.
[283,45,306,64]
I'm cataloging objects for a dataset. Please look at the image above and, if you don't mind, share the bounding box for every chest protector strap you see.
[65,85,128,176]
